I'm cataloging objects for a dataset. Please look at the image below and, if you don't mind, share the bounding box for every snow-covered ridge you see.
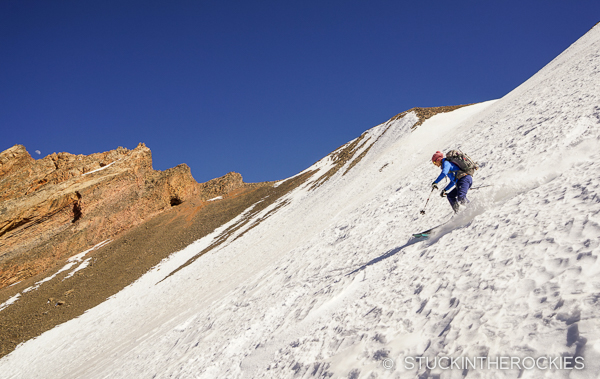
[1,25,600,379]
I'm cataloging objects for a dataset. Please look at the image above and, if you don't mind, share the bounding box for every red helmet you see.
[431,151,444,163]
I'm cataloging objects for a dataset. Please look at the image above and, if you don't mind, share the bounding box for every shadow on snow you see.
[346,236,427,276]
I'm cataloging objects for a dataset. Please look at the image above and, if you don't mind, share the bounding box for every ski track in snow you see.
[2,26,600,379]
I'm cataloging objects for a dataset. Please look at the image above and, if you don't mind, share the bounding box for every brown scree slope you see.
[0,142,280,357]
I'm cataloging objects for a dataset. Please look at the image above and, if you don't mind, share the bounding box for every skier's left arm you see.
[441,161,458,192]
[433,160,451,184]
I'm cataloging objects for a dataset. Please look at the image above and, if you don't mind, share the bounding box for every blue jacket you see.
[434,159,461,191]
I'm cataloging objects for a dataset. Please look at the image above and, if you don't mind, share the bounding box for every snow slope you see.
[2,25,600,379]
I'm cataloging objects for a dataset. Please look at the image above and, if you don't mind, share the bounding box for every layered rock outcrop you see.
[0,143,243,288]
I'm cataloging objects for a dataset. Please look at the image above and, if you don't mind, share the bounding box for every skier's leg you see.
[446,188,459,212]
[456,175,473,205]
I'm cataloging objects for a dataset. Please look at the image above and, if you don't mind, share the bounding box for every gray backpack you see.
[446,150,479,178]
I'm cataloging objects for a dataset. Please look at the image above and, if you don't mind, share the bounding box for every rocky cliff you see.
[0,143,244,289]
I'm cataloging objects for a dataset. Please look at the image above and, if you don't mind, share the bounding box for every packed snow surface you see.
[2,26,600,379]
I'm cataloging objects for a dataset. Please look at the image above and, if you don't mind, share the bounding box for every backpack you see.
[445,150,479,178]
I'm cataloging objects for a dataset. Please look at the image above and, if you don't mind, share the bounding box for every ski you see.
[412,228,437,239]
[412,217,453,239]
[412,232,432,239]
[470,184,492,190]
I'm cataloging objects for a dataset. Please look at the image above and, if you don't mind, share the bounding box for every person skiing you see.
[431,151,472,213]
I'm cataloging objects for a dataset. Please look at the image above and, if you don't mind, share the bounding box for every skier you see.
[431,151,472,213]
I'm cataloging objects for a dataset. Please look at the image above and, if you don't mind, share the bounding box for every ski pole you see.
[420,188,435,215]
[470,185,492,190]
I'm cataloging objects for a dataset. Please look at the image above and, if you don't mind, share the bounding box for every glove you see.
[440,190,447,198]
[431,182,438,190]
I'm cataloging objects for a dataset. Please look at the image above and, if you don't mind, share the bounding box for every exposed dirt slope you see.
[390,104,474,128]
[0,170,314,358]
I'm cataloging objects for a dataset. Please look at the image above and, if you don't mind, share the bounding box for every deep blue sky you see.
[2,1,599,183]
